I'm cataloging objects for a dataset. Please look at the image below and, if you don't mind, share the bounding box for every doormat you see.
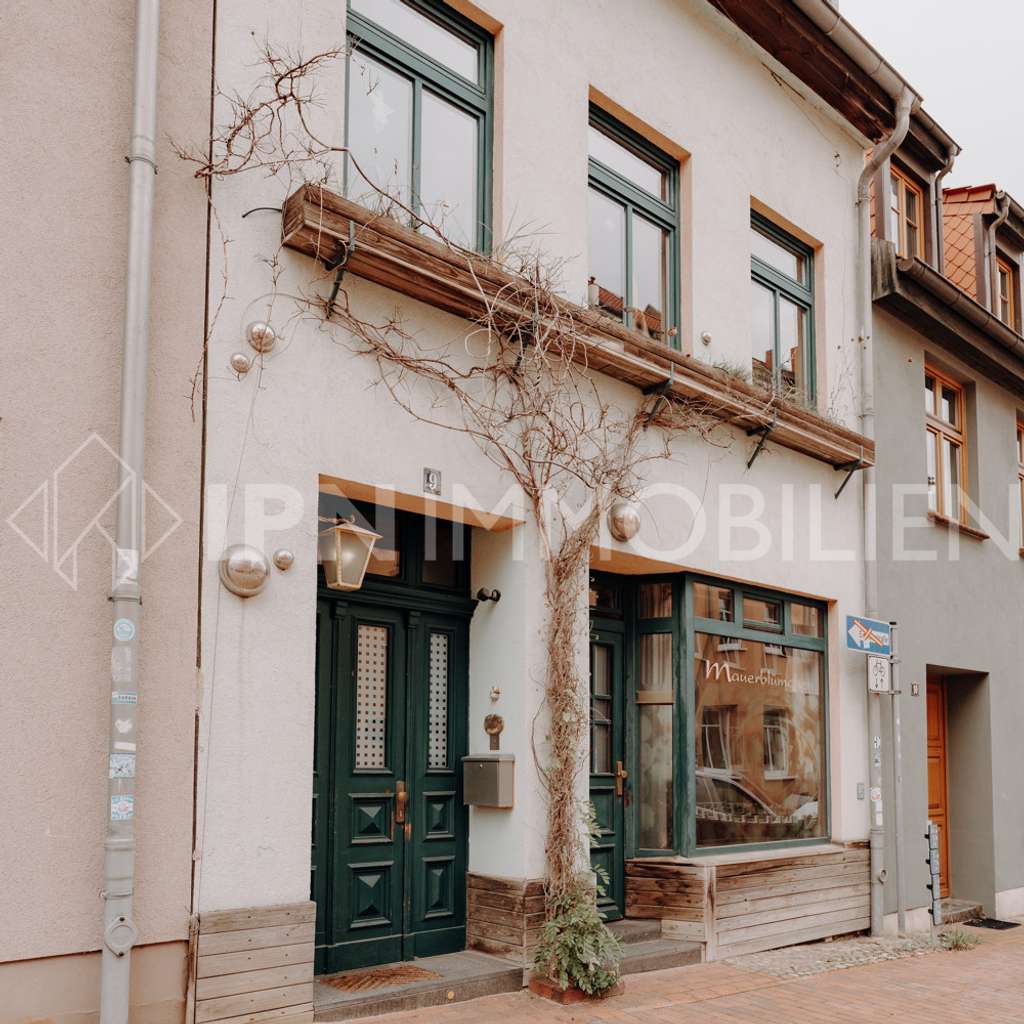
[320,963,441,992]
[969,918,1020,930]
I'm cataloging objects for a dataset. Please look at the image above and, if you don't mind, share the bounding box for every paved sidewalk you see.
[359,922,1024,1023]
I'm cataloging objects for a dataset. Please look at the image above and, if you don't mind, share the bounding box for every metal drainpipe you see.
[856,86,914,937]
[985,192,1011,315]
[101,1,160,1021]
[932,150,956,272]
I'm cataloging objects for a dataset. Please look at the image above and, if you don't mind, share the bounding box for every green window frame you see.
[611,574,830,859]
[750,212,816,405]
[587,105,680,348]
[345,0,493,251]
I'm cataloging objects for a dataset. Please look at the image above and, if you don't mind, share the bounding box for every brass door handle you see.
[615,761,629,798]
[395,781,408,824]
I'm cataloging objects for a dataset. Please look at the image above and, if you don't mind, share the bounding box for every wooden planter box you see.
[528,974,625,1004]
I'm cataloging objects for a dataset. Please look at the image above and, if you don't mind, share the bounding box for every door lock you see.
[395,781,408,824]
[615,760,629,798]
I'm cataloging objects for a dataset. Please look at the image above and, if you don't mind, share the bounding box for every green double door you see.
[589,627,627,920]
[313,598,469,973]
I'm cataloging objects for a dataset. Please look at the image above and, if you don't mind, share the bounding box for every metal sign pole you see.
[890,622,906,934]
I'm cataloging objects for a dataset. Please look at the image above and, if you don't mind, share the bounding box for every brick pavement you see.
[358,922,1024,1023]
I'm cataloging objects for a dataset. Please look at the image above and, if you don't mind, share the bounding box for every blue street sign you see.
[846,615,892,656]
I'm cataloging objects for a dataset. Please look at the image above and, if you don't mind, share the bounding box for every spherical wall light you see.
[608,500,641,542]
[219,544,271,597]
[229,352,252,375]
[246,321,278,354]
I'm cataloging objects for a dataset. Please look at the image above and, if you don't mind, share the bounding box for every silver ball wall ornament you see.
[246,320,278,354]
[229,352,252,376]
[272,548,295,571]
[608,500,641,542]
[219,544,271,597]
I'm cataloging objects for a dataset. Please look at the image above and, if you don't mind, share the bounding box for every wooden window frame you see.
[889,164,925,259]
[996,254,1018,331]
[587,104,681,349]
[925,366,968,525]
[750,213,817,406]
[344,0,494,252]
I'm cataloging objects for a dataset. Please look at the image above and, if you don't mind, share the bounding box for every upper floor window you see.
[1017,422,1024,549]
[750,214,815,405]
[996,254,1018,330]
[889,165,925,259]
[924,367,967,523]
[345,0,492,250]
[587,107,679,346]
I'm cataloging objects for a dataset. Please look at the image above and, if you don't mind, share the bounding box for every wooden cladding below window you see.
[626,844,869,960]
[192,901,315,1024]
[465,873,545,965]
[281,185,874,470]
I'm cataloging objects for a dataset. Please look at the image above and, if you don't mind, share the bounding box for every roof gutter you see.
[984,191,1011,315]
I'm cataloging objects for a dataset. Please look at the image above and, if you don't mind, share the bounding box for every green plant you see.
[940,926,980,951]
[533,878,622,995]
[710,358,751,383]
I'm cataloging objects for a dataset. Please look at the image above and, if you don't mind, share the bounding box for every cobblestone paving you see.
[727,932,939,977]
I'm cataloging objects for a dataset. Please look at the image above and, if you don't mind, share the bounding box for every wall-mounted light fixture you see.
[219,544,271,597]
[608,500,641,542]
[246,321,278,354]
[318,515,381,591]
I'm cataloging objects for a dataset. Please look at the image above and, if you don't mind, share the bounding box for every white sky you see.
[842,0,1024,199]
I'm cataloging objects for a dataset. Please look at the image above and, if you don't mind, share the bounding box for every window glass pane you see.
[778,297,808,401]
[940,385,958,427]
[638,634,672,695]
[588,125,665,199]
[751,278,775,392]
[751,225,805,284]
[889,175,901,249]
[632,214,668,341]
[925,374,935,415]
[637,704,673,848]
[355,624,389,769]
[743,596,781,630]
[637,582,672,618]
[346,53,413,212]
[591,644,611,697]
[421,516,465,587]
[350,0,479,83]
[905,220,919,259]
[791,603,823,637]
[942,437,961,519]
[588,187,626,321]
[418,92,478,248]
[926,430,938,512]
[694,632,824,846]
[693,583,734,621]
[589,577,622,614]
[427,632,449,768]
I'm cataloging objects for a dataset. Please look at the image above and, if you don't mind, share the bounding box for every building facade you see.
[5,2,1021,1023]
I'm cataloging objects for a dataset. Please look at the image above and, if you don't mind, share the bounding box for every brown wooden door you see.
[926,681,951,898]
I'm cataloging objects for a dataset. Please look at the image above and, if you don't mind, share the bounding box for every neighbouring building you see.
[4,2,1022,1024]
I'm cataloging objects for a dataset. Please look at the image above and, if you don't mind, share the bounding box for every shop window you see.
[693,582,734,622]
[636,631,673,849]
[587,106,679,345]
[637,580,673,618]
[345,0,492,250]
[750,213,815,404]
[692,583,826,849]
[889,164,925,259]
[924,367,967,523]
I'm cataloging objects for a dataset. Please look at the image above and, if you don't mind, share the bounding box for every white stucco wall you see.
[0,0,209,961]
[194,0,874,913]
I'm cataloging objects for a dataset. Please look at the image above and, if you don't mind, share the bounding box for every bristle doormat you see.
[320,963,441,992]
[970,918,1020,930]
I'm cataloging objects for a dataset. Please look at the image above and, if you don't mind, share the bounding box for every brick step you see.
[619,937,703,975]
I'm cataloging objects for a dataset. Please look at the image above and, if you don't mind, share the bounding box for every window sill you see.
[281,184,875,471]
[927,511,990,541]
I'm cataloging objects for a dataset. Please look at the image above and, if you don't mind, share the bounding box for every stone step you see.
[940,898,984,925]
[619,937,703,975]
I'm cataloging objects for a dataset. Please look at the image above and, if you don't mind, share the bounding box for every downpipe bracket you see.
[104,914,139,958]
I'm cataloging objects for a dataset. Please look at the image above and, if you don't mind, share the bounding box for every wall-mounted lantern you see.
[318,515,381,591]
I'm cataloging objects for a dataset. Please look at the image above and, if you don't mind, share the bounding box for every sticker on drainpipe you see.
[113,619,135,643]
[110,795,135,821]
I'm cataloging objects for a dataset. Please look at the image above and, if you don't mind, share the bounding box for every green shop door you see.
[589,628,626,920]
[313,599,469,973]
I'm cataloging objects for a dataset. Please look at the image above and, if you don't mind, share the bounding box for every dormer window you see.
[889,165,925,259]
[996,254,1018,330]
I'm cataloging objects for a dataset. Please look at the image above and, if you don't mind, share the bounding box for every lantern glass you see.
[319,520,382,591]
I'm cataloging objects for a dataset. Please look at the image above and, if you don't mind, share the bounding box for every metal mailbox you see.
[462,753,514,808]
